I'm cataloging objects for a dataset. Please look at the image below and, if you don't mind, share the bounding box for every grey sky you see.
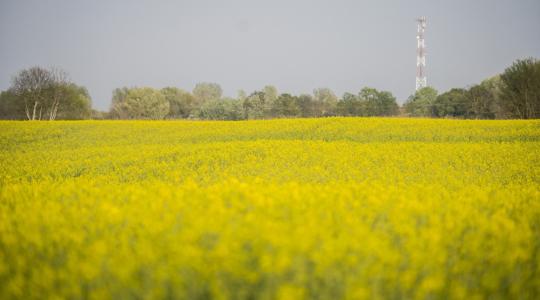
[1,0,539,110]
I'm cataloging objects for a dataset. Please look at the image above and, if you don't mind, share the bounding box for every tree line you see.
[1,58,539,120]
[405,58,540,119]
[106,84,399,120]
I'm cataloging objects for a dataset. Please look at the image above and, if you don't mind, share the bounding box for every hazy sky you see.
[1,0,539,110]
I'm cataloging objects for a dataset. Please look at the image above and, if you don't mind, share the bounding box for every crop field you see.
[0,118,539,299]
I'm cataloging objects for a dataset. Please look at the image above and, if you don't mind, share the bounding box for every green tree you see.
[336,88,398,117]
[465,83,497,119]
[161,87,195,118]
[0,90,24,119]
[295,94,316,117]
[481,76,504,118]
[263,85,278,116]
[337,92,365,116]
[313,88,338,116]
[274,93,300,117]
[111,87,169,119]
[500,58,540,119]
[110,87,130,119]
[198,100,226,120]
[222,98,244,120]
[193,82,222,106]
[198,98,244,120]
[242,91,265,119]
[433,88,468,118]
[55,84,92,119]
[359,87,399,116]
[404,87,438,117]
[237,90,247,102]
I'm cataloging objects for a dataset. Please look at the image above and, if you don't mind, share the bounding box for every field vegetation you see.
[1,118,539,299]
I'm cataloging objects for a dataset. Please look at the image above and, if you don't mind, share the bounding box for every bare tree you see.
[48,68,70,120]
[12,67,52,120]
[11,66,71,120]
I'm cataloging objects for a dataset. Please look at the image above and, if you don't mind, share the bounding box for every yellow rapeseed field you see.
[0,118,539,299]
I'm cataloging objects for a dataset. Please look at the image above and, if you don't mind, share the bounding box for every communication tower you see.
[416,17,427,90]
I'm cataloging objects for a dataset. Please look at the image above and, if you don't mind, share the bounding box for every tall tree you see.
[45,68,70,120]
[359,87,399,116]
[274,93,299,117]
[55,84,92,120]
[337,92,365,116]
[110,87,130,119]
[465,84,496,119]
[313,88,338,116]
[404,87,438,117]
[11,67,53,120]
[111,87,169,119]
[500,58,540,119]
[243,91,265,119]
[192,82,222,106]
[161,87,195,118]
[433,88,468,118]
[295,94,316,117]
[263,85,278,115]
[237,90,247,102]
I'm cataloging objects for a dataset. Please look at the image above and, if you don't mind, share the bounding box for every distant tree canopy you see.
[500,58,540,119]
[193,82,222,105]
[338,87,399,117]
[432,88,468,118]
[110,87,169,120]
[1,58,538,120]
[405,58,540,119]
[105,85,400,120]
[161,87,195,118]
[0,66,91,120]
[404,87,438,117]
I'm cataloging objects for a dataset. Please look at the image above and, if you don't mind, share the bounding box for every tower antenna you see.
[416,17,427,91]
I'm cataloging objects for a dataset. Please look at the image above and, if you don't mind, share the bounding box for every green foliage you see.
[55,84,92,120]
[198,98,243,120]
[465,81,498,119]
[161,87,195,118]
[193,82,223,106]
[0,90,24,119]
[4,58,539,121]
[313,88,338,116]
[110,87,130,119]
[273,93,300,117]
[500,58,540,119]
[243,91,266,119]
[295,94,316,117]
[337,92,366,116]
[263,85,278,110]
[430,58,539,120]
[433,88,468,118]
[337,88,399,117]
[360,87,399,116]
[404,87,438,117]
[112,87,169,120]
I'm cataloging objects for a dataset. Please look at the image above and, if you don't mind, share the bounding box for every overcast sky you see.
[1,0,539,110]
